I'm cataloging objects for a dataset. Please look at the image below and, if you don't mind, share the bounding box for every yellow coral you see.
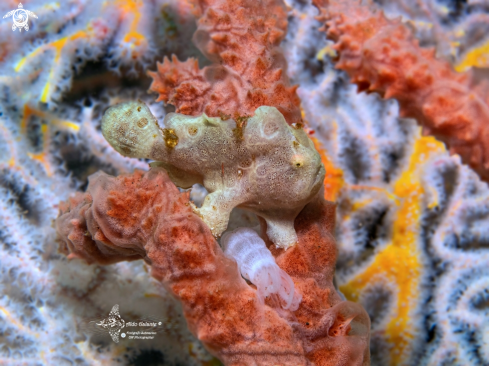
[312,136,344,202]
[15,25,100,103]
[112,0,149,58]
[339,132,445,365]
[20,104,79,175]
[455,39,489,72]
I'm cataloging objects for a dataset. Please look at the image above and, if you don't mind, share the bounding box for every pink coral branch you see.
[148,0,302,125]
[56,167,370,365]
[313,0,489,182]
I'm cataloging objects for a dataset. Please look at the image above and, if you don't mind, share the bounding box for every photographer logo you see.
[3,3,37,32]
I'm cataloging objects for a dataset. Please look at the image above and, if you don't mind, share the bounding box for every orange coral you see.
[55,167,370,365]
[148,0,302,125]
[313,0,489,182]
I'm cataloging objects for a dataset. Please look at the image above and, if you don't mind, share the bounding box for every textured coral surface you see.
[283,2,489,364]
[2,0,489,365]
[56,167,370,365]
[148,0,302,124]
[0,1,218,364]
[313,0,489,182]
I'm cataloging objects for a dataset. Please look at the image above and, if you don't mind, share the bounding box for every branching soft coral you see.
[54,1,371,363]
[147,0,302,125]
[56,167,370,365]
[312,0,489,182]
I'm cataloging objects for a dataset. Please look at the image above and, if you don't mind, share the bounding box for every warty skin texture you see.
[101,100,325,249]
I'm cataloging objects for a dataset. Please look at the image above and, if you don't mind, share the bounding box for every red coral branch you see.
[313,0,489,182]
[56,167,369,365]
[148,0,302,125]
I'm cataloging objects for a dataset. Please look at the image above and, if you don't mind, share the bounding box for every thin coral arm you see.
[19,104,79,175]
[313,0,489,182]
[114,0,148,50]
[311,136,345,202]
[15,30,89,102]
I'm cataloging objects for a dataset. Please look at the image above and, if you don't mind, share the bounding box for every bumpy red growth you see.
[313,0,489,182]
[148,0,302,125]
[56,168,369,365]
